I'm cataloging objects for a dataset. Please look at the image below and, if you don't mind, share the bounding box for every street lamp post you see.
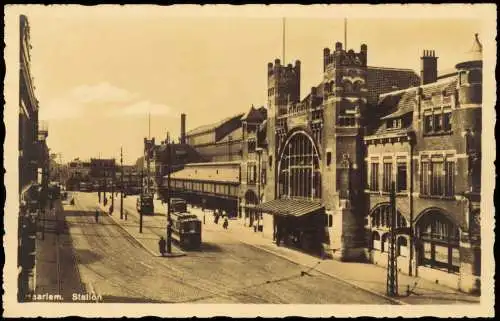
[386,181,398,297]
[166,135,172,254]
[120,147,124,220]
[111,159,115,214]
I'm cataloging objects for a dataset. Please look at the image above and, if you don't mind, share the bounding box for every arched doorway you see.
[369,203,409,257]
[277,131,321,199]
[416,209,460,273]
[244,190,259,226]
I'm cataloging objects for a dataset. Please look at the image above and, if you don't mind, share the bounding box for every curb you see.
[98,204,186,258]
[238,237,408,305]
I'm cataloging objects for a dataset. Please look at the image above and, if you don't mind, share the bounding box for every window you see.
[372,232,381,251]
[468,69,482,84]
[444,161,455,196]
[247,140,256,153]
[424,115,433,133]
[421,159,455,196]
[433,114,443,132]
[370,162,379,191]
[382,162,393,192]
[327,151,332,166]
[278,133,321,199]
[418,212,460,273]
[387,118,401,129]
[431,161,443,195]
[397,163,407,192]
[459,71,467,85]
[397,237,408,257]
[247,164,257,184]
[425,110,452,134]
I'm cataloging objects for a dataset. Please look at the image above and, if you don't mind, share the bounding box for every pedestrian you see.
[214,211,219,224]
[95,209,99,223]
[223,217,229,229]
[158,236,166,257]
[109,204,114,215]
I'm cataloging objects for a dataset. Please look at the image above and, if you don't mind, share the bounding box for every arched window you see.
[417,210,460,273]
[372,231,381,250]
[397,236,408,257]
[370,204,408,230]
[381,233,390,252]
[278,132,321,199]
[343,81,353,93]
[352,80,362,92]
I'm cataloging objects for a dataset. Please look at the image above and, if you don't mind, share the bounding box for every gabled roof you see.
[218,127,243,142]
[186,112,245,136]
[420,77,457,98]
[242,105,267,123]
[379,89,417,120]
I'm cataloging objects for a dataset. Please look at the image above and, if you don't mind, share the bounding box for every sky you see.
[19,6,485,164]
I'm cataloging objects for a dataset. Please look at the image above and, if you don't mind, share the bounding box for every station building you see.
[158,35,482,293]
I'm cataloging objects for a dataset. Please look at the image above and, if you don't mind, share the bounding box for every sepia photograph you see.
[3,4,496,318]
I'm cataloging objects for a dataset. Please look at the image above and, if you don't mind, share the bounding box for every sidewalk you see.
[97,194,185,258]
[187,206,480,305]
[35,199,86,301]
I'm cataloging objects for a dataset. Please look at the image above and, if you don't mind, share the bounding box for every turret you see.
[455,33,483,105]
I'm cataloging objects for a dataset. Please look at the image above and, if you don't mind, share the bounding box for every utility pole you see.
[386,181,399,297]
[120,147,124,220]
[140,169,144,233]
[256,147,263,232]
[111,159,115,214]
[103,159,107,203]
[166,133,172,254]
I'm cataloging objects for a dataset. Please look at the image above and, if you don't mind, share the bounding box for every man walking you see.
[158,237,166,257]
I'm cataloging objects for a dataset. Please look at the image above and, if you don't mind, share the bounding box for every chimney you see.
[180,113,186,144]
[420,49,438,85]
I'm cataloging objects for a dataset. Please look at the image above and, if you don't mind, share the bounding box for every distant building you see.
[90,158,116,189]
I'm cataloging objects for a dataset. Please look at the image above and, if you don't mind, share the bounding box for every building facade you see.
[18,14,50,301]
[158,36,482,293]
[259,42,421,259]
[363,35,482,293]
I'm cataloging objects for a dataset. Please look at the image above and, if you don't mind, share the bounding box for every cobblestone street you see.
[34,192,396,304]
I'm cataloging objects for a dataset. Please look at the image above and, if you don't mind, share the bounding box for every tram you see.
[169,198,202,250]
[137,193,154,215]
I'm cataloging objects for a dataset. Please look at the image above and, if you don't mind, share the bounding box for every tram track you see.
[69,194,211,302]
[69,196,161,301]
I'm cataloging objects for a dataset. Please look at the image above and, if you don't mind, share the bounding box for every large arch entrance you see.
[416,209,460,273]
[277,131,321,200]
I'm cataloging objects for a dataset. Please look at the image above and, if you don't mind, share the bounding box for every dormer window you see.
[387,118,402,129]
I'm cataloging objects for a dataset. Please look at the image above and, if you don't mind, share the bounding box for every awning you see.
[255,199,324,217]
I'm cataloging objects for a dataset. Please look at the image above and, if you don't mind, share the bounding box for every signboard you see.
[287,113,308,130]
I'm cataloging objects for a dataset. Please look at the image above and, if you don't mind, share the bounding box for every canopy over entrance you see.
[255,198,324,217]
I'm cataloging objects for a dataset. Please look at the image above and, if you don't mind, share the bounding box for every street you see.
[40,191,395,304]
